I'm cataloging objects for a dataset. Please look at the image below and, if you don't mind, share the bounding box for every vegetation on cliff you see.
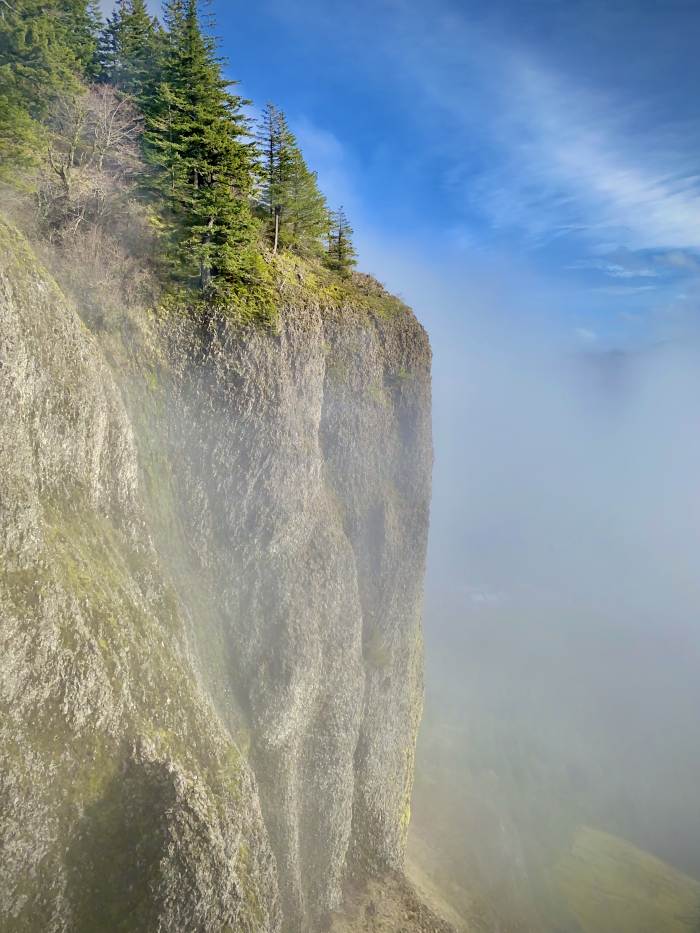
[0,0,358,318]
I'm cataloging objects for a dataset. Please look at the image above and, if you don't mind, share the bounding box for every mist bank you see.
[409,284,700,929]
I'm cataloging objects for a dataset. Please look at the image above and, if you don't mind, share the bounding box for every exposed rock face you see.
[0,221,280,932]
[167,289,432,929]
[0,222,433,932]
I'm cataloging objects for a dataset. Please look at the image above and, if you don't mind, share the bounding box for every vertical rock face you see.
[168,290,432,929]
[0,222,433,932]
[321,307,431,879]
[0,220,281,933]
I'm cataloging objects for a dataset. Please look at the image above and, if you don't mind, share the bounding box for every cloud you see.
[463,584,507,608]
[339,1,700,257]
[592,284,658,296]
[571,247,700,281]
[459,55,700,254]
[569,259,660,279]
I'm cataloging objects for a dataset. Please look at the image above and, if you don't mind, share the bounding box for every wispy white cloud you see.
[570,247,700,280]
[592,284,658,296]
[486,57,700,252]
[570,260,660,279]
[354,2,700,257]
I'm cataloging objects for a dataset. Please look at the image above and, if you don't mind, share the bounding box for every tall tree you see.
[255,102,285,251]
[146,0,263,302]
[324,206,357,277]
[0,0,97,166]
[283,146,329,255]
[255,102,328,255]
[100,0,162,102]
[62,0,103,79]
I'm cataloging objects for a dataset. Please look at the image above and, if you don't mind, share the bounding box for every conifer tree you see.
[62,0,103,79]
[0,0,98,165]
[146,0,263,302]
[100,0,162,102]
[284,146,329,255]
[325,207,357,276]
[255,103,329,255]
[255,102,285,251]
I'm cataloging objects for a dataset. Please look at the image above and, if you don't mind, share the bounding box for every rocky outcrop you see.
[0,222,433,932]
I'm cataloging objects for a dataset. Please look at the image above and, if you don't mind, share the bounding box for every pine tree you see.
[255,102,285,251]
[146,0,264,303]
[100,0,162,102]
[62,0,103,80]
[255,102,329,255]
[325,207,357,276]
[0,0,97,165]
[283,146,329,256]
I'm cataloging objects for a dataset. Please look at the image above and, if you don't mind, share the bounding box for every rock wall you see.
[0,220,280,932]
[166,283,432,929]
[0,222,433,932]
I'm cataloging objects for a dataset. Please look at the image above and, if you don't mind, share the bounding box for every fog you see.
[388,258,700,929]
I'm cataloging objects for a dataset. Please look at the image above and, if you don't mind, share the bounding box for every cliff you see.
[0,220,436,932]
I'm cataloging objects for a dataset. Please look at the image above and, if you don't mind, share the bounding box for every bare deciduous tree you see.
[38,85,143,241]
[33,85,157,314]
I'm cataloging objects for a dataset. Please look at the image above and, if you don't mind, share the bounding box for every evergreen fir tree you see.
[255,102,285,251]
[283,146,329,255]
[255,102,328,255]
[325,207,357,276]
[146,0,264,303]
[100,0,162,102]
[61,0,103,79]
[0,0,94,165]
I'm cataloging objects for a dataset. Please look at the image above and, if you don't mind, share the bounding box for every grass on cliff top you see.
[1,209,411,363]
[551,826,700,933]
[268,249,411,321]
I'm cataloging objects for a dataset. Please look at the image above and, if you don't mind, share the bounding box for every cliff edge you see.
[0,219,435,932]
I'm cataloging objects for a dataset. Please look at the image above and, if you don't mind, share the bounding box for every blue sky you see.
[203,0,700,349]
[114,0,700,347]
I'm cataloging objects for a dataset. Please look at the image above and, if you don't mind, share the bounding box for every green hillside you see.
[553,827,700,933]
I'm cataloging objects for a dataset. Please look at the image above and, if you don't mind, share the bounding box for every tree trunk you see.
[273,205,281,255]
[200,217,214,292]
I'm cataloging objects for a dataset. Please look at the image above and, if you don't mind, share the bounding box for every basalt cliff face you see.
[0,219,434,932]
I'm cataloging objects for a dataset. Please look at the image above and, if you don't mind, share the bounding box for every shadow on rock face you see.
[66,746,174,933]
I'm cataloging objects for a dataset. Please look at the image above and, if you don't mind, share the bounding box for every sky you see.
[105,0,700,348]
[195,0,700,351]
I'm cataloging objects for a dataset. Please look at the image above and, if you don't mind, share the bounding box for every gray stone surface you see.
[0,221,433,932]
[0,221,280,932]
